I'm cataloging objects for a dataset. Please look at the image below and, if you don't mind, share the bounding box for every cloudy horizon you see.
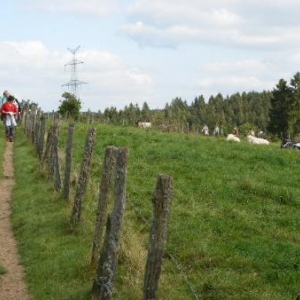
[1,0,300,112]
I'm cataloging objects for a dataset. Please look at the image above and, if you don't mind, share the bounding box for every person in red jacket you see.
[1,95,18,142]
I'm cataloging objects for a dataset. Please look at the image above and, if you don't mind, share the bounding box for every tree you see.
[168,97,189,131]
[268,79,292,137]
[190,95,206,130]
[289,72,300,135]
[104,106,118,124]
[123,103,140,126]
[141,102,151,122]
[58,92,81,120]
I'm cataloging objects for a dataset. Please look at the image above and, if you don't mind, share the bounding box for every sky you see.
[1,0,300,112]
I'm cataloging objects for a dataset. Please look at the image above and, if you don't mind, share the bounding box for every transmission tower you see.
[62,45,87,98]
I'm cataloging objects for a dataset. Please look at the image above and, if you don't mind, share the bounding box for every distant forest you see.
[84,72,300,140]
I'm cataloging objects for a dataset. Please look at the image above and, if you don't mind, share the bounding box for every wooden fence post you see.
[30,109,37,144]
[53,134,62,191]
[143,174,173,300]
[47,129,55,180]
[91,146,118,266]
[34,115,40,151]
[41,126,54,167]
[63,123,75,201]
[38,117,46,160]
[47,122,60,181]
[91,147,128,300]
[71,128,96,224]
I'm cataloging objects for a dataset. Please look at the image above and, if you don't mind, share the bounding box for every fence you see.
[21,105,199,299]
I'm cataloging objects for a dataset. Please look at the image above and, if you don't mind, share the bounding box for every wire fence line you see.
[128,199,200,300]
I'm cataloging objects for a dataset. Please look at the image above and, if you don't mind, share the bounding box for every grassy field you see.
[10,122,300,299]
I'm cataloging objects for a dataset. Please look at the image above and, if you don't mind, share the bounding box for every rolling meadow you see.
[8,122,300,299]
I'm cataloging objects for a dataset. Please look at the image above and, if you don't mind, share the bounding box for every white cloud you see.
[79,50,125,71]
[79,49,154,88]
[20,0,121,15]
[125,69,154,85]
[197,57,284,98]
[119,22,178,47]
[0,41,155,111]
[199,76,263,89]
[210,8,241,26]
[203,60,270,74]
[126,1,241,26]
[120,0,300,50]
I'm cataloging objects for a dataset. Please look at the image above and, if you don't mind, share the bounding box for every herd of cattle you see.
[226,130,270,145]
[227,132,300,149]
[137,122,300,150]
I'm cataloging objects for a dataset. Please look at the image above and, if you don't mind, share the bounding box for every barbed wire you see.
[128,199,200,300]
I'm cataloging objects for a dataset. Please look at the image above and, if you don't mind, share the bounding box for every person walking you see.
[0,90,10,106]
[0,90,10,123]
[1,95,18,142]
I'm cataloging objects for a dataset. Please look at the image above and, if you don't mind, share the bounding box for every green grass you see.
[11,123,300,299]
[0,264,7,277]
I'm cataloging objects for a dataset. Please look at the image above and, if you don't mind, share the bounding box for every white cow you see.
[226,134,240,142]
[247,134,269,145]
[138,122,151,128]
[201,124,209,136]
[213,125,220,136]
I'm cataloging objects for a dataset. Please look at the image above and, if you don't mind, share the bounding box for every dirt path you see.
[0,142,31,300]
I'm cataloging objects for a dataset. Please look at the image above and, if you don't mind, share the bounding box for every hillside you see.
[10,123,300,299]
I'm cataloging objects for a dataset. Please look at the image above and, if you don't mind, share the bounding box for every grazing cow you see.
[213,125,220,136]
[138,122,151,128]
[226,134,240,142]
[201,124,209,136]
[247,134,270,145]
[281,138,300,150]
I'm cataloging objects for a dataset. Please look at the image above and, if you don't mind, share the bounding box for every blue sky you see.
[1,0,300,112]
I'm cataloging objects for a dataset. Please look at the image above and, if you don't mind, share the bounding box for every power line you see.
[62,45,87,98]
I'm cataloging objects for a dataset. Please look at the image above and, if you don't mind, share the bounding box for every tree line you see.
[58,72,300,140]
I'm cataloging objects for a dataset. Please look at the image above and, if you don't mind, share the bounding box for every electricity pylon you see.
[62,45,87,98]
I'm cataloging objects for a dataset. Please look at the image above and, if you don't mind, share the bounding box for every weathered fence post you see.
[71,128,96,224]
[41,126,54,167]
[91,147,128,300]
[53,134,62,191]
[38,116,46,160]
[47,122,60,181]
[143,174,173,300]
[53,113,60,135]
[30,108,37,144]
[91,146,118,266]
[47,128,55,180]
[63,123,75,201]
[34,113,40,151]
